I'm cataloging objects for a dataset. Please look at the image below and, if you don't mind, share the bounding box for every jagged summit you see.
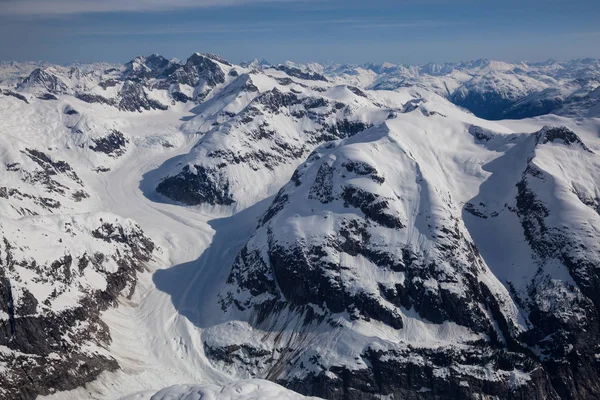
[536,125,593,151]
[17,67,70,93]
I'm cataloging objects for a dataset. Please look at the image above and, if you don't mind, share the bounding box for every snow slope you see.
[119,380,320,400]
[0,53,599,400]
[210,95,600,399]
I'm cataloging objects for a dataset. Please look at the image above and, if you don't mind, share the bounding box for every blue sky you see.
[0,0,598,65]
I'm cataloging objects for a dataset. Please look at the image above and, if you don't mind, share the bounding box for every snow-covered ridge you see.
[204,104,600,398]
[1,52,600,400]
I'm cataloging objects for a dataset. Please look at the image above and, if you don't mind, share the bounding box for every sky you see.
[0,0,599,65]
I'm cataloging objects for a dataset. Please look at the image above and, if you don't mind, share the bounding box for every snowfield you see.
[119,380,320,400]
[0,54,599,399]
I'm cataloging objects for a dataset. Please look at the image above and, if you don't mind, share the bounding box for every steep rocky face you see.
[222,126,507,330]
[205,119,600,399]
[0,93,165,399]
[17,68,70,94]
[9,53,233,112]
[463,124,600,399]
[156,53,228,101]
[502,88,566,119]
[0,146,89,217]
[88,130,129,158]
[555,85,600,117]
[211,122,562,399]
[180,53,227,87]
[123,54,171,81]
[1,89,29,103]
[157,164,235,206]
[452,90,517,120]
[0,214,155,400]
[118,380,321,400]
[513,127,600,398]
[118,80,168,112]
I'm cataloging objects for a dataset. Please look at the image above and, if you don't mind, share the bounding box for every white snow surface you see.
[0,55,599,399]
[119,380,320,400]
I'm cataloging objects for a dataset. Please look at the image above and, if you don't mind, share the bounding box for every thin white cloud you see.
[50,18,456,37]
[0,0,298,15]
[80,26,273,36]
[356,20,455,29]
[563,31,600,38]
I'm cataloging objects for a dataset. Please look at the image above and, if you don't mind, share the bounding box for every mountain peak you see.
[536,125,593,151]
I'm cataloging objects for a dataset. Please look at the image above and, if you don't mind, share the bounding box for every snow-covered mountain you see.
[210,99,600,398]
[0,54,599,400]
[323,58,600,120]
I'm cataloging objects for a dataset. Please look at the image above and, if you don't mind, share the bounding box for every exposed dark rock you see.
[171,91,192,103]
[156,165,234,206]
[123,54,171,81]
[327,120,370,138]
[63,105,78,115]
[468,125,493,141]
[275,77,294,86]
[98,78,119,89]
[1,89,29,103]
[536,126,593,152]
[347,86,368,98]
[273,65,328,82]
[309,163,335,203]
[284,347,558,400]
[0,186,61,213]
[89,130,129,158]
[503,89,564,119]
[0,220,155,399]
[170,53,226,92]
[75,93,116,106]
[71,190,89,202]
[341,186,403,229]
[23,148,83,187]
[37,93,58,101]
[18,68,69,93]
[464,202,488,218]
[256,88,301,112]
[93,167,111,173]
[118,81,168,112]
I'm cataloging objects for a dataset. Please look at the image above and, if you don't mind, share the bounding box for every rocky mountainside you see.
[208,99,600,399]
[0,53,599,400]
[0,213,154,399]
[155,78,401,210]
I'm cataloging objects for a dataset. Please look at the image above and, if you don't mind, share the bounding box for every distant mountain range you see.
[2,56,600,120]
